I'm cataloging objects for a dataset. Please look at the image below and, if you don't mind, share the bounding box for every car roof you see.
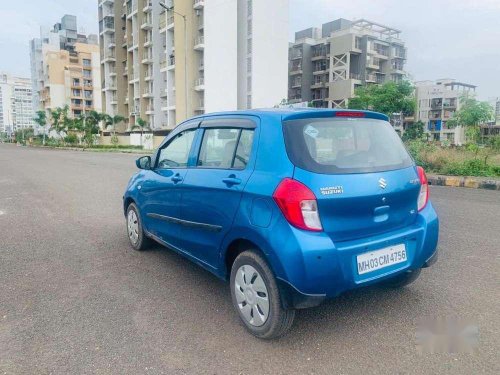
[187,108,389,122]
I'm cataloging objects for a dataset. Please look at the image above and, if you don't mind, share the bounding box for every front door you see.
[141,127,197,249]
[179,118,258,268]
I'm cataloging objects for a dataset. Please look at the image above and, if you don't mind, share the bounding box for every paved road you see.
[0,144,499,374]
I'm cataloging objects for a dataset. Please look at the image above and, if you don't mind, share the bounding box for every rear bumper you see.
[273,202,439,306]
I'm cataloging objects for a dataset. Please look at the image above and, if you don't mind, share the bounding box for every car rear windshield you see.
[283,117,414,174]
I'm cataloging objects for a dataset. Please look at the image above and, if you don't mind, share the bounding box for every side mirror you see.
[136,156,152,170]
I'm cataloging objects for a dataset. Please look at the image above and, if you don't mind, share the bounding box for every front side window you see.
[157,129,196,169]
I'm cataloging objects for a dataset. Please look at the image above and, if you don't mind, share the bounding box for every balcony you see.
[146,105,155,114]
[101,52,116,63]
[142,53,154,64]
[194,36,205,50]
[144,36,153,47]
[311,49,327,61]
[193,0,205,9]
[160,59,168,72]
[194,78,205,91]
[143,0,153,12]
[144,70,153,81]
[350,72,361,81]
[167,16,175,29]
[195,98,204,112]
[159,18,167,31]
[366,58,380,70]
[290,50,303,60]
[99,19,115,34]
[167,56,175,70]
[289,65,302,75]
[311,81,325,89]
[313,66,328,75]
[126,0,138,18]
[143,88,154,98]
[291,79,301,88]
[99,0,114,6]
[141,15,153,30]
[365,74,377,83]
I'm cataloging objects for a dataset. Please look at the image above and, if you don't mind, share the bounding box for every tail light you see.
[417,166,429,211]
[273,178,322,231]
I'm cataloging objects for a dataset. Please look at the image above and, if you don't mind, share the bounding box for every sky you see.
[0,0,499,100]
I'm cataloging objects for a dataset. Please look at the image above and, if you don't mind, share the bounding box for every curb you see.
[427,175,500,191]
[26,145,147,154]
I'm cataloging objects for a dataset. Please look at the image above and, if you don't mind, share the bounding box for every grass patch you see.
[406,140,500,177]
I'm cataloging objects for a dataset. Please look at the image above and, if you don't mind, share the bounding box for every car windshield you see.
[283,117,414,174]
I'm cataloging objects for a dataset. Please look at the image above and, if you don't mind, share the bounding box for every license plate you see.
[356,244,407,275]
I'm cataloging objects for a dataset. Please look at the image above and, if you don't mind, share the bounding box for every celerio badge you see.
[320,186,344,195]
[379,178,387,189]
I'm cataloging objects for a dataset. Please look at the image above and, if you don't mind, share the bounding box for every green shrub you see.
[405,140,500,177]
[65,134,78,145]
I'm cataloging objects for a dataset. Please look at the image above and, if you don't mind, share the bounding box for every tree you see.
[348,81,416,117]
[78,111,101,148]
[447,96,494,144]
[133,117,149,147]
[34,111,48,145]
[50,106,71,142]
[103,114,126,136]
[402,121,425,142]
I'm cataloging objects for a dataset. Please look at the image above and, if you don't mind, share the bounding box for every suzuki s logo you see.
[379,178,387,189]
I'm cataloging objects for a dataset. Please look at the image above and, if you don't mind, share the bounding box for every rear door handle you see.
[222,175,241,186]
[171,173,183,183]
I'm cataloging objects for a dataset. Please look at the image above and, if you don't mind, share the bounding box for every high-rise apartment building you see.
[98,0,288,132]
[415,79,476,145]
[30,15,102,119]
[0,73,34,135]
[289,19,407,108]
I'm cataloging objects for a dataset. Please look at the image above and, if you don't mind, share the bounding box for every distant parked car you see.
[123,109,439,339]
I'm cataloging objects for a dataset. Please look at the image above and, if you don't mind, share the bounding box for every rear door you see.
[178,117,258,267]
[283,116,420,242]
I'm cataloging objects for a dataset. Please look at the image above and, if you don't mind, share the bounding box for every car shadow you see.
[136,242,427,342]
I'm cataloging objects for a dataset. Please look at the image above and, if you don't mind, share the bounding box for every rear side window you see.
[283,118,413,174]
[198,129,240,168]
[233,130,254,169]
[197,128,255,169]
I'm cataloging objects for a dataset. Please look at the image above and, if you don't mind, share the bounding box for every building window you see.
[247,76,252,92]
[247,57,252,73]
[83,59,91,67]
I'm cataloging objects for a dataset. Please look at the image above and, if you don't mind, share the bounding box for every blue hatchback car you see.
[124,109,439,339]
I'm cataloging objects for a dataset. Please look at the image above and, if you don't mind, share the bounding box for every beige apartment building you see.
[99,0,289,132]
[289,19,407,108]
[415,79,476,145]
[30,15,102,120]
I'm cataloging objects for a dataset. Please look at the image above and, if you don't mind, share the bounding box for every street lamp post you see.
[160,2,188,119]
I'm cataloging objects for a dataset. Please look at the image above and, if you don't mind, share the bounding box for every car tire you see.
[382,268,422,288]
[230,250,295,339]
[126,203,152,251]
